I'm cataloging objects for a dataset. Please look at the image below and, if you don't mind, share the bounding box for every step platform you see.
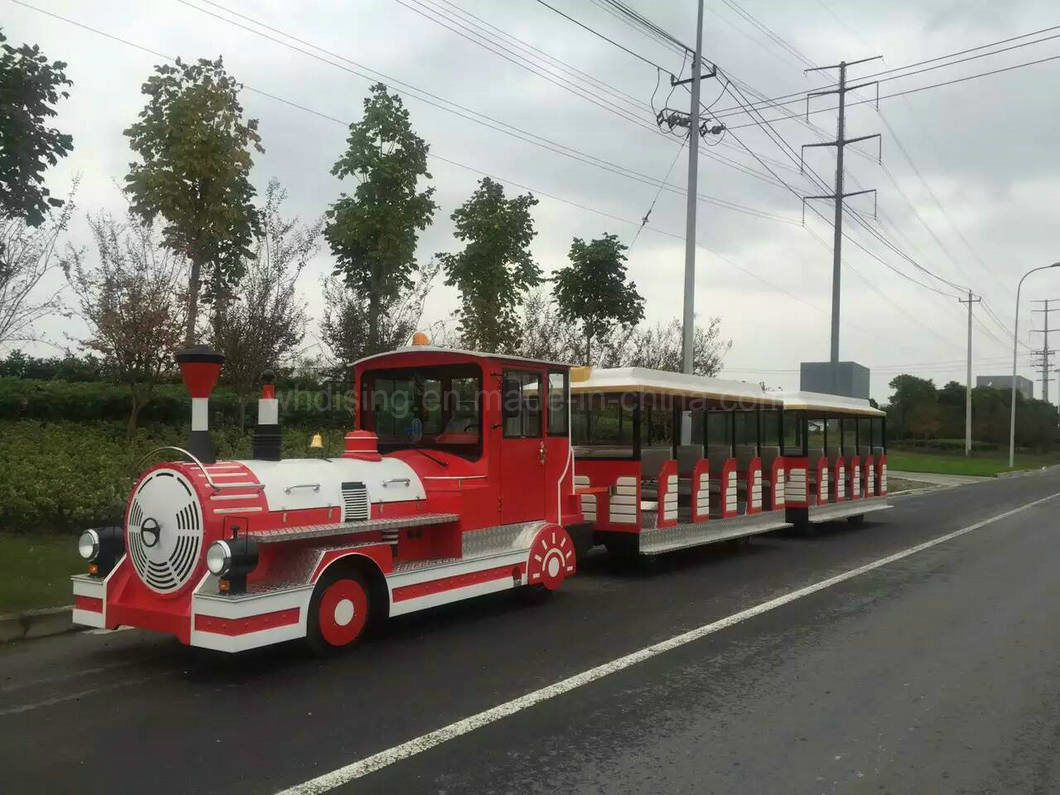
[807,499,891,524]
[638,511,792,556]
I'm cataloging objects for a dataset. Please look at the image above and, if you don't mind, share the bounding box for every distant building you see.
[800,361,870,399]
[977,374,1033,400]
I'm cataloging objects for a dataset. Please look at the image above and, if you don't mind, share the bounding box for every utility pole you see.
[680,0,704,377]
[801,57,882,386]
[1030,298,1060,404]
[959,290,981,456]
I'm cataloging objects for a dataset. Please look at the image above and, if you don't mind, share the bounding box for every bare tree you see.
[612,317,731,376]
[211,180,316,429]
[64,211,187,435]
[0,198,72,349]
[321,260,438,366]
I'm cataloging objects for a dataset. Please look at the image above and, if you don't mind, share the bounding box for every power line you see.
[724,52,1060,130]
[531,0,666,70]
[709,24,1060,119]
[11,0,829,325]
[170,0,799,219]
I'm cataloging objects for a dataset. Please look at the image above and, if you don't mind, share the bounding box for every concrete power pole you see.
[680,0,704,377]
[802,57,882,383]
[1030,298,1059,403]
[959,290,981,456]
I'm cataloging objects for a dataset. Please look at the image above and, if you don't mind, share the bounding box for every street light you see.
[1009,262,1060,467]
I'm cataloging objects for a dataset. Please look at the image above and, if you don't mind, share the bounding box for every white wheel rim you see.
[334,598,355,626]
[547,555,560,578]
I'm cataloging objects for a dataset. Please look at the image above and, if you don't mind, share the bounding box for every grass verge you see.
[888,448,1060,477]
[0,533,82,613]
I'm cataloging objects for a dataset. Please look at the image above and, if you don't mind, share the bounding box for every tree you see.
[552,234,645,364]
[322,261,439,366]
[63,212,187,435]
[124,57,263,346]
[439,177,541,352]
[210,180,315,429]
[508,289,584,363]
[0,29,73,228]
[615,317,730,376]
[0,197,73,349]
[324,84,436,355]
[886,374,937,438]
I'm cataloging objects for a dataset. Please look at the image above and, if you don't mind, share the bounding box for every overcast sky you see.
[6,0,1060,402]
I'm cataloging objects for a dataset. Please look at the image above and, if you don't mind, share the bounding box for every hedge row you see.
[0,377,352,427]
[0,420,354,534]
[891,438,1000,453]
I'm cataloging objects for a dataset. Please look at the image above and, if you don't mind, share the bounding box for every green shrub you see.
[0,420,355,534]
[0,377,352,428]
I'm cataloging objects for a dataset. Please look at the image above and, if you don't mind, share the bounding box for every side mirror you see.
[502,378,521,420]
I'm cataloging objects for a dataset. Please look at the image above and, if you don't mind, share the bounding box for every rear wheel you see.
[307,568,371,655]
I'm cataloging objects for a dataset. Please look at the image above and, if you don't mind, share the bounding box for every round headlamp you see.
[78,529,100,561]
[206,540,232,576]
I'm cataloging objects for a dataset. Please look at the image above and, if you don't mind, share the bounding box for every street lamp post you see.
[1009,262,1060,467]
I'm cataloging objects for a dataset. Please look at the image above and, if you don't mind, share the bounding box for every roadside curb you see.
[996,464,1060,480]
[0,605,75,644]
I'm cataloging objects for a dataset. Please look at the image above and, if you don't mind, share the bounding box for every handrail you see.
[136,446,265,493]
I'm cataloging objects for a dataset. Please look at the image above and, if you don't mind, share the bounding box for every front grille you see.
[341,481,369,522]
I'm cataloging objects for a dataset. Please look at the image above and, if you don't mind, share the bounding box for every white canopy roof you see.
[777,390,885,416]
[570,367,782,407]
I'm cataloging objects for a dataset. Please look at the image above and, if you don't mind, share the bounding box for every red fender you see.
[526,524,575,590]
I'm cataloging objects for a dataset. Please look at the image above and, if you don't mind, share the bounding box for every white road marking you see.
[276,491,1060,794]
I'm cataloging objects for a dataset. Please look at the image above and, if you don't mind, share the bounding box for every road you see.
[2,471,1059,794]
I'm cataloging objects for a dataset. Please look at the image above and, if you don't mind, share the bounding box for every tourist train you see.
[71,336,889,653]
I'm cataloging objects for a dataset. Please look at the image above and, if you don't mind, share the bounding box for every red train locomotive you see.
[71,338,889,653]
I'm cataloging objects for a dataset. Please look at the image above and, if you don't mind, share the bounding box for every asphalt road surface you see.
[3,470,1060,794]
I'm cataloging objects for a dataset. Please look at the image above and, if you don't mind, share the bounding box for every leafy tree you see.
[322,261,438,366]
[439,177,541,352]
[886,374,937,438]
[210,180,315,429]
[63,212,188,435]
[552,233,645,364]
[0,196,73,349]
[0,29,73,227]
[124,57,263,347]
[324,84,437,355]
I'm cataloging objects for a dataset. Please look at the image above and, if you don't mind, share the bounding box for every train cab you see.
[778,391,890,527]
[567,366,795,558]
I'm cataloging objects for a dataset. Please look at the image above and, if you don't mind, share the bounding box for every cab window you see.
[503,370,542,438]
[360,363,482,458]
[547,371,569,436]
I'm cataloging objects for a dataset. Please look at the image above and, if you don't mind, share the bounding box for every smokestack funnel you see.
[252,369,282,461]
[175,345,225,464]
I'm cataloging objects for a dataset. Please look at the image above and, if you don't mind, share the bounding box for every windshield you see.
[360,363,483,459]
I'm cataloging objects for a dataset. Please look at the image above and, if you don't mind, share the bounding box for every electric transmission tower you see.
[1030,298,1060,403]
[801,57,883,370]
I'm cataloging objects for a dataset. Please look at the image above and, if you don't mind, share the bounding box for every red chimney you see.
[175,346,225,464]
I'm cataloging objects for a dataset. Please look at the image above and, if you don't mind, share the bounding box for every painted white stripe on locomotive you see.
[191,397,208,431]
[277,491,1060,794]
[389,576,522,617]
[212,506,264,514]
